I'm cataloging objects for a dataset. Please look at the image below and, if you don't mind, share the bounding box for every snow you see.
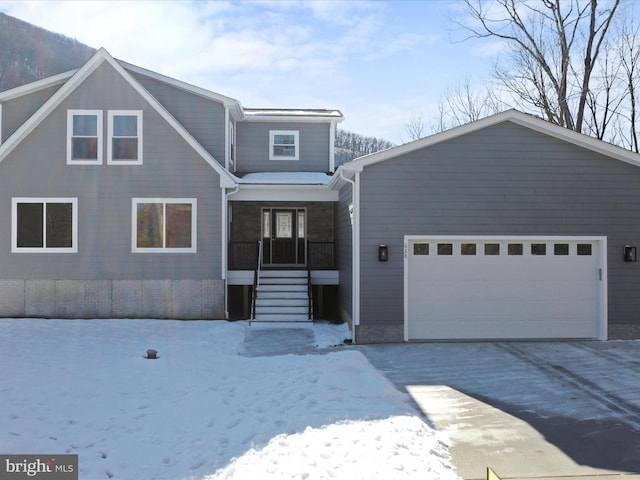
[0,319,458,480]
[236,172,333,185]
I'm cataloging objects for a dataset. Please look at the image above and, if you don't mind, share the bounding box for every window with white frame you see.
[108,111,143,164]
[132,198,196,252]
[269,130,299,160]
[67,110,102,164]
[12,198,78,252]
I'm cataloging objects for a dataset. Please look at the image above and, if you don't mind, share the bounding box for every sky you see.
[0,0,503,144]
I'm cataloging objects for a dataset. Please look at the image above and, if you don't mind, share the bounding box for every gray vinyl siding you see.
[0,61,223,281]
[236,122,330,173]
[336,180,353,322]
[1,84,61,142]
[129,72,227,165]
[358,121,640,331]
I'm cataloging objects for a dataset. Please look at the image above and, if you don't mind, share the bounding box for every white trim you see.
[131,198,197,253]
[0,48,238,188]
[224,106,230,170]
[0,69,76,102]
[230,186,338,202]
[329,120,337,172]
[403,235,608,341]
[107,110,143,165]
[269,130,299,161]
[67,110,103,165]
[11,197,78,253]
[353,172,360,330]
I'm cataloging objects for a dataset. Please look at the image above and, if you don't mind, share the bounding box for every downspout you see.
[339,169,360,343]
[222,185,239,319]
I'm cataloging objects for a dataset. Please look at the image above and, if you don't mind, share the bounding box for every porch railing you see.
[251,240,262,320]
[229,241,335,270]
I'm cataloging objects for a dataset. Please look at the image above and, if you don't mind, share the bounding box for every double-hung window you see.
[12,198,78,253]
[132,198,196,252]
[108,111,143,164]
[269,130,299,160]
[67,110,102,164]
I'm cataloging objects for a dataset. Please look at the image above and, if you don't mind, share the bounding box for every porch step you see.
[257,284,307,292]
[256,298,308,307]
[253,314,311,322]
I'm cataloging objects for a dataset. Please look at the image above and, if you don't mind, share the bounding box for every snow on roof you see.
[237,172,333,185]
[243,108,343,118]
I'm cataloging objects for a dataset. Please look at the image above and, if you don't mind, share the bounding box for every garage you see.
[404,236,607,341]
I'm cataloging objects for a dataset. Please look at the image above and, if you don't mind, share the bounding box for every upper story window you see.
[108,111,143,165]
[67,110,103,164]
[269,130,299,161]
[12,197,78,253]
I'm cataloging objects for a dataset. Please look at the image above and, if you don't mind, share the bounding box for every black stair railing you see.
[251,240,262,320]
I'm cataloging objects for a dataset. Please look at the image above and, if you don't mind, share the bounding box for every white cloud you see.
[0,0,502,141]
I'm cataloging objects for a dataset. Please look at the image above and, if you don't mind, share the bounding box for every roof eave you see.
[0,69,77,102]
[344,109,640,170]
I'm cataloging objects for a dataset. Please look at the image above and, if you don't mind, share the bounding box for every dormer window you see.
[67,110,102,164]
[269,130,299,161]
[108,111,143,164]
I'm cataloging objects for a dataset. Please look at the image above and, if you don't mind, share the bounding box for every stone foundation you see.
[608,323,640,340]
[0,279,225,319]
[355,324,404,344]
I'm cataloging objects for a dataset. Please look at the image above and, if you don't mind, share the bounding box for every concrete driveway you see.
[359,341,640,480]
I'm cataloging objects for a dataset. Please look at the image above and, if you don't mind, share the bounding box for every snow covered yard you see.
[0,319,458,479]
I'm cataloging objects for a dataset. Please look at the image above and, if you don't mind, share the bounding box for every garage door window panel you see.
[437,243,453,255]
[461,243,477,255]
[554,243,569,255]
[484,243,500,255]
[413,243,429,255]
[531,243,547,255]
[508,243,523,255]
[578,244,593,255]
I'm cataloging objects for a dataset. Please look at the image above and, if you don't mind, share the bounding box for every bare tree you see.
[432,77,506,133]
[404,114,426,141]
[455,0,620,134]
[617,15,640,152]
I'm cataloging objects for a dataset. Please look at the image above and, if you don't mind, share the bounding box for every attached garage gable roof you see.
[337,110,640,177]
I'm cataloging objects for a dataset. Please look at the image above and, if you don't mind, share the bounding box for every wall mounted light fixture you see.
[624,245,637,262]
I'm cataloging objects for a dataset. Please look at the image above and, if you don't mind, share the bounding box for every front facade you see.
[2,50,640,343]
[0,49,341,322]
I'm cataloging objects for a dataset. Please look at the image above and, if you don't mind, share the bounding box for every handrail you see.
[252,240,263,320]
[307,268,313,321]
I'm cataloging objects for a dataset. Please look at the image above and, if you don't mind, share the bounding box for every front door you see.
[262,208,306,265]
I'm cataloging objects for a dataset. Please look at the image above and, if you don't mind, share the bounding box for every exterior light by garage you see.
[145,349,158,359]
[624,245,637,262]
[379,244,388,262]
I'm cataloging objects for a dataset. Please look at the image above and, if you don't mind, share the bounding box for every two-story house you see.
[4,48,640,343]
[0,48,341,325]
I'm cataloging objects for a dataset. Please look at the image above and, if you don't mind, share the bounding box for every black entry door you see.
[270,209,297,264]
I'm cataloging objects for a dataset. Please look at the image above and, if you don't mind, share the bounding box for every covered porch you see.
[225,174,339,320]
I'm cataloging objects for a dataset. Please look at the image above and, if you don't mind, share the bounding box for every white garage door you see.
[404,236,607,341]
